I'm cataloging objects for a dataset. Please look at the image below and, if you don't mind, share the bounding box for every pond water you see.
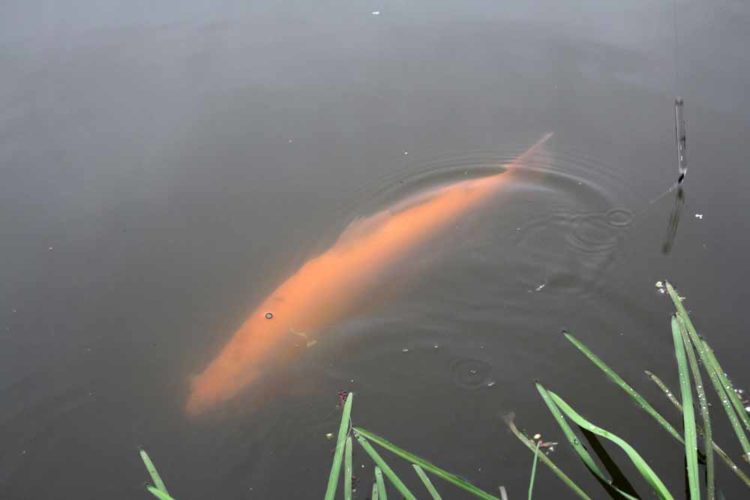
[2,1,749,498]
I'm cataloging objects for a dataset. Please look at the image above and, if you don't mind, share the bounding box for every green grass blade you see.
[140,449,170,495]
[666,282,750,463]
[344,436,353,500]
[672,316,700,500]
[701,340,750,435]
[375,467,386,500]
[147,486,176,500]
[372,479,380,500]
[354,427,498,499]
[548,391,673,499]
[354,432,415,500]
[504,415,591,500]
[563,331,683,443]
[413,464,442,500]
[324,392,354,500]
[527,441,541,500]
[677,316,715,499]
[646,370,750,488]
[536,384,638,499]
[499,485,509,500]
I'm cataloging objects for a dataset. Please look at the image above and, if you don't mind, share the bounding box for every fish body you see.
[186,133,551,415]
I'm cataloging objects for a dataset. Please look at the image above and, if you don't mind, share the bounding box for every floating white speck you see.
[371,10,380,15]
[695,213,703,219]
[403,151,408,155]
[48,246,54,251]
[533,433,542,440]
[534,283,546,292]
[487,380,496,387]
[402,348,409,352]
[433,344,439,349]
[326,432,334,440]
[288,139,293,143]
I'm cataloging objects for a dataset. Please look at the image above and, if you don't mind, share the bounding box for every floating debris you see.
[401,348,409,353]
[325,432,334,440]
[695,213,703,219]
[371,10,380,16]
[534,282,546,292]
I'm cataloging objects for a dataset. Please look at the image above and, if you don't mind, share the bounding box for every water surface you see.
[2,1,750,498]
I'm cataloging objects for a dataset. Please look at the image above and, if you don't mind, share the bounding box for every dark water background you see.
[2,1,749,498]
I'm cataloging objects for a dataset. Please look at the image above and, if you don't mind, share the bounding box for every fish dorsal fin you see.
[336,185,452,245]
[336,211,392,245]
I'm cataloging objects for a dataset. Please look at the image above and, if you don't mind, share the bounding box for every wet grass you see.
[138,281,750,499]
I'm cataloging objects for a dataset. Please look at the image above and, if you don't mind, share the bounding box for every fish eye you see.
[265,312,274,320]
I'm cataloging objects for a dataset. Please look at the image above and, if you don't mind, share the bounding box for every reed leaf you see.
[672,316,700,499]
[139,449,170,497]
[375,466,386,500]
[536,384,638,500]
[354,427,498,500]
[344,436,353,500]
[146,486,175,500]
[354,432,415,500]
[676,315,715,499]
[546,389,673,499]
[700,340,750,435]
[563,331,683,443]
[372,479,380,500]
[324,392,354,500]
[646,370,750,488]
[666,282,750,463]
[413,464,442,500]
[504,414,591,500]
[527,441,541,500]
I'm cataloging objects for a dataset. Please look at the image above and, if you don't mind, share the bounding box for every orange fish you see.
[186,133,552,415]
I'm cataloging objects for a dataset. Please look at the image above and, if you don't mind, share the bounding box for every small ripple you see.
[450,358,493,390]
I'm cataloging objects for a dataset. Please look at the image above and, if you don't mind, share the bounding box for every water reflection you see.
[661,187,685,255]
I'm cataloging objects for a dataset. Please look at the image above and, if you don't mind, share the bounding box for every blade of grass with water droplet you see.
[413,464,442,500]
[140,449,170,497]
[563,332,683,443]
[646,370,750,488]
[700,340,750,435]
[504,415,591,500]
[375,466,386,500]
[324,392,354,500]
[354,427,498,499]
[354,431,415,500]
[666,282,750,463]
[546,390,673,499]
[536,384,639,499]
[672,315,701,499]
[676,314,715,499]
